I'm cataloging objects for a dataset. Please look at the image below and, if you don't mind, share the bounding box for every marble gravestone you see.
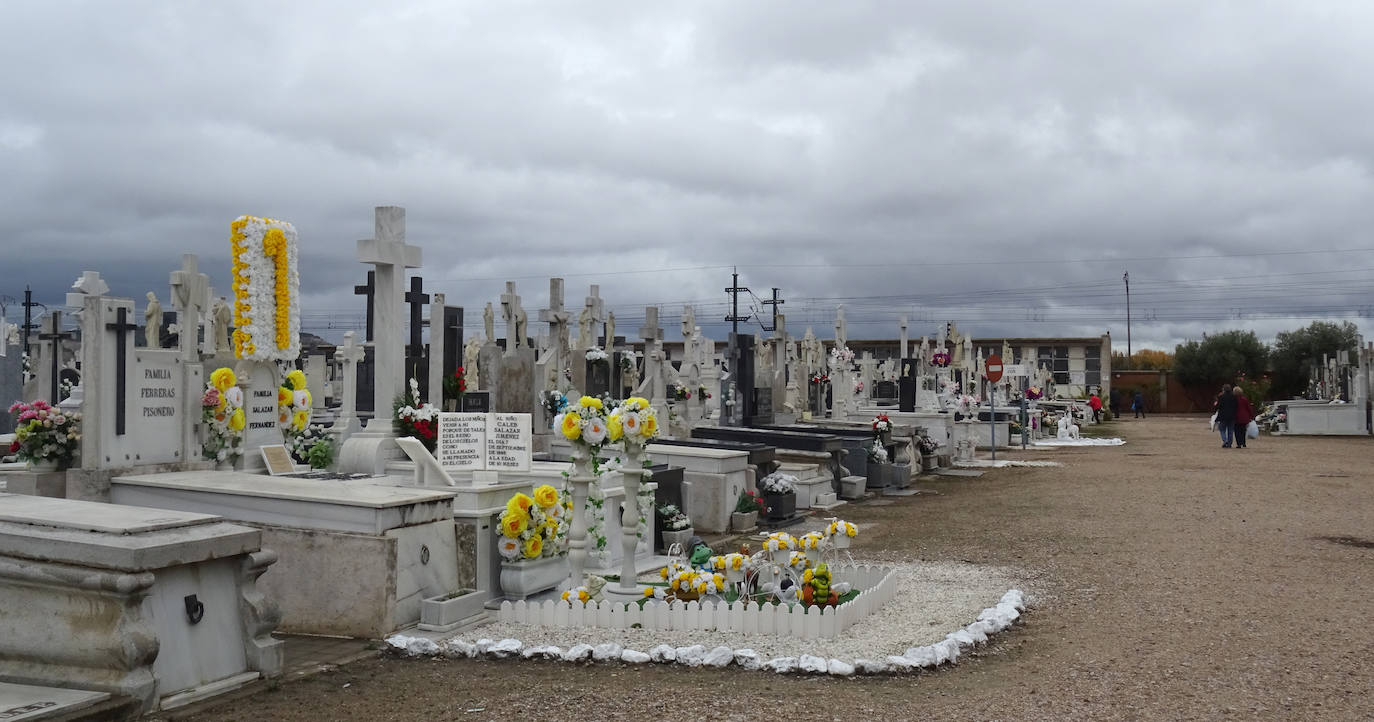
[0,494,283,714]
[0,335,21,434]
[480,282,537,416]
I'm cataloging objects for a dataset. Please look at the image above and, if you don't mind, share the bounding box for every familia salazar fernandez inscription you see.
[248,389,276,430]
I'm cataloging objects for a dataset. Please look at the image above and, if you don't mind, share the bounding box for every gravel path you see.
[158,416,1374,721]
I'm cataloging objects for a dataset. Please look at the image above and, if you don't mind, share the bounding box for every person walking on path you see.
[1132,390,1146,418]
[1109,388,1121,418]
[1233,386,1255,449]
[1215,383,1238,448]
[1089,392,1103,423]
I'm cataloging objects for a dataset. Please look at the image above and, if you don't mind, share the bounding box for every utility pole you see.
[22,285,40,359]
[725,269,751,337]
[1123,271,1132,360]
[760,287,783,332]
[724,269,752,426]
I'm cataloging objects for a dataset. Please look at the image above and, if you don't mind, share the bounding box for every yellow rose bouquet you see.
[496,486,568,562]
[201,367,244,464]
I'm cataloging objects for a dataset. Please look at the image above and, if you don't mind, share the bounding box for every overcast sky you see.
[3,1,1372,352]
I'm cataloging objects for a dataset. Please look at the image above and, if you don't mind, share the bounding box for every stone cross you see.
[356,206,421,418]
[427,292,446,406]
[859,352,878,399]
[38,312,73,404]
[169,254,209,362]
[66,271,110,307]
[353,271,376,342]
[500,281,525,354]
[539,277,571,379]
[404,276,429,359]
[834,305,847,348]
[104,306,138,436]
[638,306,666,403]
[899,315,909,359]
[772,312,789,410]
[334,331,366,433]
[584,285,605,348]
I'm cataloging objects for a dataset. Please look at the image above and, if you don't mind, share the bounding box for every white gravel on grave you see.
[955,459,1063,468]
[1032,437,1125,447]
[458,560,1023,662]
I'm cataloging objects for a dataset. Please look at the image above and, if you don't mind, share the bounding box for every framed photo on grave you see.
[260,445,296,475]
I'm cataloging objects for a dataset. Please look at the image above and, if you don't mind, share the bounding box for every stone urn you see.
[661,527,694,553]
[26,458,60,473]
[762,492,796,521]
[499,555,569,601]
[921,454,937,472]
[730,511,757,532]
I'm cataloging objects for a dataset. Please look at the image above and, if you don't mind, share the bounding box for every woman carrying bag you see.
[1215,384,1237,448]
[1233,386,1256,449]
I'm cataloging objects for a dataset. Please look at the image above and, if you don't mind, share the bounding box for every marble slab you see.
[111,471,456,535]
[0,682,111,721]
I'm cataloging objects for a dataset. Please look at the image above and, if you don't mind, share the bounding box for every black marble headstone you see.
[875,380,897,398]
[899,357,917,412]
[442,306,463,380]
[585,358,612,397]
[752,387,774,426]
[356,347,375,414]
[462,391,491,413]
[734,333,755,424]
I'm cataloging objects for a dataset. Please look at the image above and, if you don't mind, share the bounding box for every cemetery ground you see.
[156,415,1373,721]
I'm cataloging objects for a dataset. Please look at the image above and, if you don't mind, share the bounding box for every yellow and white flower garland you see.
[230,215,300,361]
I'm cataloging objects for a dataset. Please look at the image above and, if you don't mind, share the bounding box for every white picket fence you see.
[496,564,898,640]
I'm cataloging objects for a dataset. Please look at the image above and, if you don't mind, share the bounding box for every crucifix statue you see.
[38,312,74,404]
[169,253,209,363]
[500,281,525,354]
[105,306,139,436]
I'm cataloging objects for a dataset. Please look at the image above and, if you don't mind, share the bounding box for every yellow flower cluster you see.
[561,586,591,604]
[278,369,312,432]
[229,218,251,358]
[827,520,859,538]
[208,366,245,432]
[262,228,291,350]
[708,553,750,572]
[497,486,564,560]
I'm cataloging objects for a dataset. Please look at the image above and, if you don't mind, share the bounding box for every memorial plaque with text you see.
[128,350,183,465]
[461,391,491,413]
[486,413,532,471]
[437,413,487,470]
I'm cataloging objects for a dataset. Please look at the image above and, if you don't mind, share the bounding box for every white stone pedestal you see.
[109,471,459,638]
[0,493,282,714]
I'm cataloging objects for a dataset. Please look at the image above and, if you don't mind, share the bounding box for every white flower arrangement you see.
[827,520,859,538]
[758,472,798,495]
[763,531,796,553]
[798,531,826,550]
[230,215,300,361]
[658,504,692,531]
[707,553,751,572]
[585,347,608,362]
[830,346,855,364]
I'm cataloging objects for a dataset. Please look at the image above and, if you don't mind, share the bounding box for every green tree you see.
[1174,330,1269,390]
[1270,321,1359,399]
[1111,349,1175,370]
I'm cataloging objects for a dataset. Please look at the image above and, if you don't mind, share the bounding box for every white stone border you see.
[496,564,896,640]
[386,589,1025,677]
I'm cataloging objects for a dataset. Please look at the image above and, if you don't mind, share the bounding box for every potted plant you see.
[916,434,940,472]
[865,439,891,489]
[731,490,765,532]
[419,588,486,632]
[7,400,81,472]
[495,485,570,600]
[657,504,694,552]
[827,520,858,549]
[394,378,438,452]
[758,472,798,521]
[442,367,467,412]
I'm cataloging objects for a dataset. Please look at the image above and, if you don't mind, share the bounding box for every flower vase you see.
[608,439,647,600]
[26,458,60,473]
[564,445,596,591]
[725,567,744,584]
[804,548,821,565]
[500,556,570,601]
[730,511,757,532]
[661,528,694,553]
[832,534,852,550]
[763,492,795,521]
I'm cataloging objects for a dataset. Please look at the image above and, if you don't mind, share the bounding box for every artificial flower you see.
[606,413,623,441]
[497,537,521,560]
[507,493,534,516]
[560,411,582,441]
[523,536,543,559]
[533,485,559,508]
[228,408,245,431]
[286,369,307,390]
[578,395,603,410]
[210,367,237,391]
[583,418,607,445]
[500,513,528,538]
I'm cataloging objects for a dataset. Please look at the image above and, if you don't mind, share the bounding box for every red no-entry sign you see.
[986,354,1004,383]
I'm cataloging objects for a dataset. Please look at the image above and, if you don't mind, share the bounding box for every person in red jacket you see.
[1088,392,1103,423]
[1232,386,1255,449]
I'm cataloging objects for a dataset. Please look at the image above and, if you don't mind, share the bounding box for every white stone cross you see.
[66,271,110,308]
[584,284,605,346]
[169,254,209,362]
[500,281,525,353]
[899,315,909,359]
[539,277,571,373]
[639,305,663,344]
[834,305,847,348]
[334,331,366,433]
[357,206,422,417]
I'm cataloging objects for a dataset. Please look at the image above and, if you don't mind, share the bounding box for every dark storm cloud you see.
[2,0,1371,351]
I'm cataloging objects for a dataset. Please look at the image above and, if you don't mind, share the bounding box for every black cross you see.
[353,270,376,341]
[105,306,138,436]
[404,276,429,358]
[37,311,74,404]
